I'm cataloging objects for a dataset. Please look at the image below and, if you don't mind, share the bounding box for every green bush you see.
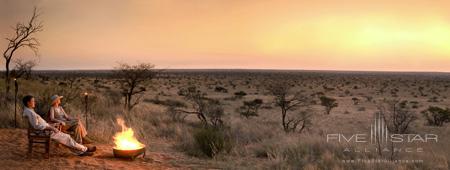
[193,128,232,158]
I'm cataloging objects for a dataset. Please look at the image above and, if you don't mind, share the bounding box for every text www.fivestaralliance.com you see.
[341,159,423,164]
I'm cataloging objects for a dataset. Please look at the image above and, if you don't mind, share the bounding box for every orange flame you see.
[113,118,145,150]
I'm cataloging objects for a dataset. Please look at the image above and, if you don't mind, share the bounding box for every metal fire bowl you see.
[113,147,146,160]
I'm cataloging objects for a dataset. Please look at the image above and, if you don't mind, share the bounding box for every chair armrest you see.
[49,123,63,131]
[28,128,53,137]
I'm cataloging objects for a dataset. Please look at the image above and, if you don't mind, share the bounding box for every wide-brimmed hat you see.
[50,95,64,104]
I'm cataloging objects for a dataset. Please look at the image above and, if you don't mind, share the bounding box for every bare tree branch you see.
[3,7,43,94]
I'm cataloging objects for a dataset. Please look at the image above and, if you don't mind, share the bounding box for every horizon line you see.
[17,68,450,74]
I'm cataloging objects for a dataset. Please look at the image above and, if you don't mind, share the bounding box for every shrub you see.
[377,100,417,134]
[237,99,263,118]
[166,105,188,122]
[422,106,450,126]
[203,99,225,128]
[319,96,338,115]
[351,97,360,105]
[177,88,188,96]
[234,91,247,98]
[176,86,225,127]
[145,97,187,108]
[357,107,366,111]
[427,96,439,103]
[214,86,228,93]
[193,128,232,158]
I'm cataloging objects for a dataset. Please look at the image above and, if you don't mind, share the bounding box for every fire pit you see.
[113,147,146,160]
[113,118,146,160]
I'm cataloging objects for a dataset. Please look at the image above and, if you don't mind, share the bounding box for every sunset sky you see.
[1,0,450,72]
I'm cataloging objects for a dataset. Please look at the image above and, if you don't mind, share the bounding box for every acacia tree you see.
[237,99,263,118]
[267,81,312,133]
[114,62,158,111]
[3,7,43,94]
[319,96,338,114]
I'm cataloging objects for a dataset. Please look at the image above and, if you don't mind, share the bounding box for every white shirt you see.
[23,107,50,130]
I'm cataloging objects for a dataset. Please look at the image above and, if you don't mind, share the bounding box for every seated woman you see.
[49,95,92,144]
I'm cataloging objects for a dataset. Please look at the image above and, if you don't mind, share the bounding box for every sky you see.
[0,0,450,72]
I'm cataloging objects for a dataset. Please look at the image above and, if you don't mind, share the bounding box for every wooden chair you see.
[27,125,52,158]
[25,117,62,159]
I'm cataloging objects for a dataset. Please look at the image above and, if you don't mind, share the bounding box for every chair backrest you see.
[23,114,50,138]
[44,108,55,123]
[23,115,34,138]
[34,100,50,120]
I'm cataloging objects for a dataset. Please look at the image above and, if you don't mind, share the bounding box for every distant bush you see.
[237,99,263,118]
[351,97,360,105]
[364,96,373,102]
[315,92,325,96]
[357,107,366,112]
[177,88,188,96]
[409,101,419,109]
[176,86,225,127]
[319,96,338,115]
[378,100,417,134]
[427,96,439,103]
[234,91,247,98]
[145,97,187,108]
[322,85,335,91]
[214,86,228,93]
[193,128,232,158]
[422,106,450,126]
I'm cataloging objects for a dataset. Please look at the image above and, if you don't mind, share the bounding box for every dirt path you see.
[0,128,184,170]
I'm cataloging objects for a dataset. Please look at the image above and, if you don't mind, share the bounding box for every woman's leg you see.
[64,120,86,143]
[74,120,88,143]
[77,120,87,138]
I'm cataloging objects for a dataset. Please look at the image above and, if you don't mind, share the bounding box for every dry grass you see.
[0,71,449,169]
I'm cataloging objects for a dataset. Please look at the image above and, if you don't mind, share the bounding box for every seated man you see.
[22,95,96,156]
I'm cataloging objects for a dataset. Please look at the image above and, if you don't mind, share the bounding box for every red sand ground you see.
[0,129,184,170]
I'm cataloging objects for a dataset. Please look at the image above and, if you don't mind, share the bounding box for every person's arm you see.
[25,109,55,131]
[49,107,65,125]
[60,107,71,120]
[44,124,59,133]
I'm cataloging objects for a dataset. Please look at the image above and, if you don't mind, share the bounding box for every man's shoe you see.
[79,151,94,156]
[87,146,97,152]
